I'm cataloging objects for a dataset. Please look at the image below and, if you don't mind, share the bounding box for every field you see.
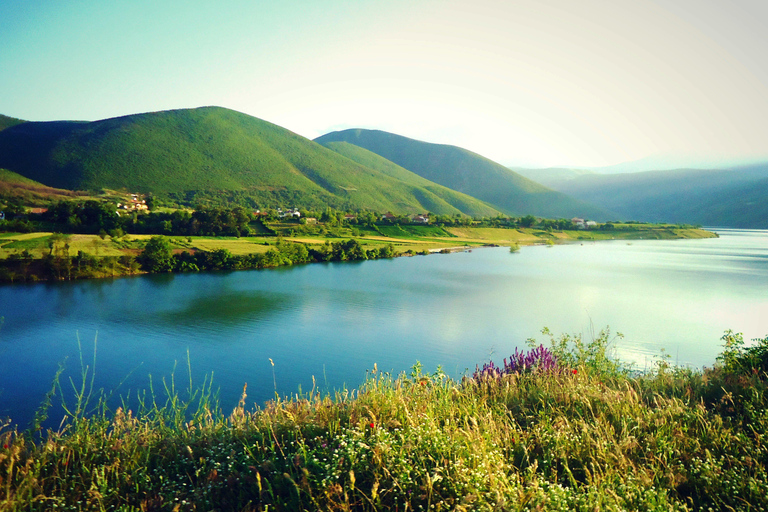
[0,225,717,262]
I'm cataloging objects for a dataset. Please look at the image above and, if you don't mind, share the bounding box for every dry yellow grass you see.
[189,237,275,255]
[445,227,541,244]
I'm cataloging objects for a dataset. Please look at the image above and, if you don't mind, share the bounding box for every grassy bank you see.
[0,223,717,283]
[1,329,767,511]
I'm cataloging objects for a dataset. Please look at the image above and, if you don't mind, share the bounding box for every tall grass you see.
[2,329,768,511]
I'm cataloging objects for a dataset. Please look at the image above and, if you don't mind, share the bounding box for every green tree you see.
[139,236,174,272]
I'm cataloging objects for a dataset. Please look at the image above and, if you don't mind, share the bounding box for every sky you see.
[2,0,767,168]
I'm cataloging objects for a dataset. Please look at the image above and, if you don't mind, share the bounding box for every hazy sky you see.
[2,0,767,167]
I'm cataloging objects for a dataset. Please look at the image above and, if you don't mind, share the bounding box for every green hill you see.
[314,129,610,219]
[0,168,84,205]
[321,141,498,216]
[0,168,42,186]
[0,107,496,215]
[545,163,768,227]
[0,114,24,132]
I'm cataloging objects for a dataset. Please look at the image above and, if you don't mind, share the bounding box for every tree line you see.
[139,236,397,274]
[0,201,254,237]
[0,198,622,238]
[0,235,399,283]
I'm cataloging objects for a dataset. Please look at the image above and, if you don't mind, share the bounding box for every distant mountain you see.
[542,163,768,227]
[586,154,768,174]
[0,107,496,215]
[670,176,768,228]
[315,129,610,219]
[510,167,595,189]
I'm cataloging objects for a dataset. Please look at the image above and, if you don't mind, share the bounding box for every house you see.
[571,217,586,229]
[585,220,597,228]
[412,214,429,224]
[279,209,301,219]
[381,212,397,221]
[344,214,356,221]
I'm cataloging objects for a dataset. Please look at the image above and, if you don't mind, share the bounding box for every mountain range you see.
[0,107,601,219]
[0,107,765,227]
[0,107,503,216]
[315,129,608,219]
[517,164,768,228]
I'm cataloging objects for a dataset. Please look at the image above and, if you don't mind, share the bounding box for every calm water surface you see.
[1,229,767,427]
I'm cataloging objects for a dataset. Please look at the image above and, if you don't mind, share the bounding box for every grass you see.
[0,234,130,258]
[0,225,717,285]
[184,237,275,256]
[0,225,716,269]
[2,329,767,511]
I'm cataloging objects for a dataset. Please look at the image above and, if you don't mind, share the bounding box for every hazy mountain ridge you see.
[510,167,596,188]
[0,107,496,215]
[315,129,611,219]
[531,163,768,227]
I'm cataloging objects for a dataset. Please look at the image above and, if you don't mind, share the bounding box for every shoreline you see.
[0,226,718,285]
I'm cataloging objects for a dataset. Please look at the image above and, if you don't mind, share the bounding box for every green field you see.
[0,224,717,261]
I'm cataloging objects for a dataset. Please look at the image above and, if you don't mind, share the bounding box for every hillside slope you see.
[0,107,493,215]
[545,163,768,227]
[0,114,25,132]
[320,141,499,216]
[315,129,610,219]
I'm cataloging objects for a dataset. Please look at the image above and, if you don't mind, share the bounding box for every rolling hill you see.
[0,114,24,132]
[0,107,497,216]
[315,129,610,219]
[0,168,85,205]
[320,141,499,216]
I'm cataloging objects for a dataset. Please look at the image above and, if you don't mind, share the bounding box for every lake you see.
[1,228,767,428]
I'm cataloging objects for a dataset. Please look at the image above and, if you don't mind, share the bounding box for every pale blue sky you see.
[2,0,767,168]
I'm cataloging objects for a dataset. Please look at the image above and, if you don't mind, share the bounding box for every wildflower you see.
[474,344,559,379]
[2,444,7,449]
[369,422,375,428]
[572,369,578,375]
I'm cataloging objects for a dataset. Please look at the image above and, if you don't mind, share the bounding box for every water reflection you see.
[158,290,290,326]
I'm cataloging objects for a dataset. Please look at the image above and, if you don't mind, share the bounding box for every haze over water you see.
[1,229,766,428]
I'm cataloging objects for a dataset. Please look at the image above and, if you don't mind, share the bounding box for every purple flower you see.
[473,345,559,380]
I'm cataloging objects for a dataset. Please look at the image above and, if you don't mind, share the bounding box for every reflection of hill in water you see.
[157,290,291,326]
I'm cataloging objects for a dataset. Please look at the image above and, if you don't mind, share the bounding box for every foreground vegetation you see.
[2,329,767,511]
